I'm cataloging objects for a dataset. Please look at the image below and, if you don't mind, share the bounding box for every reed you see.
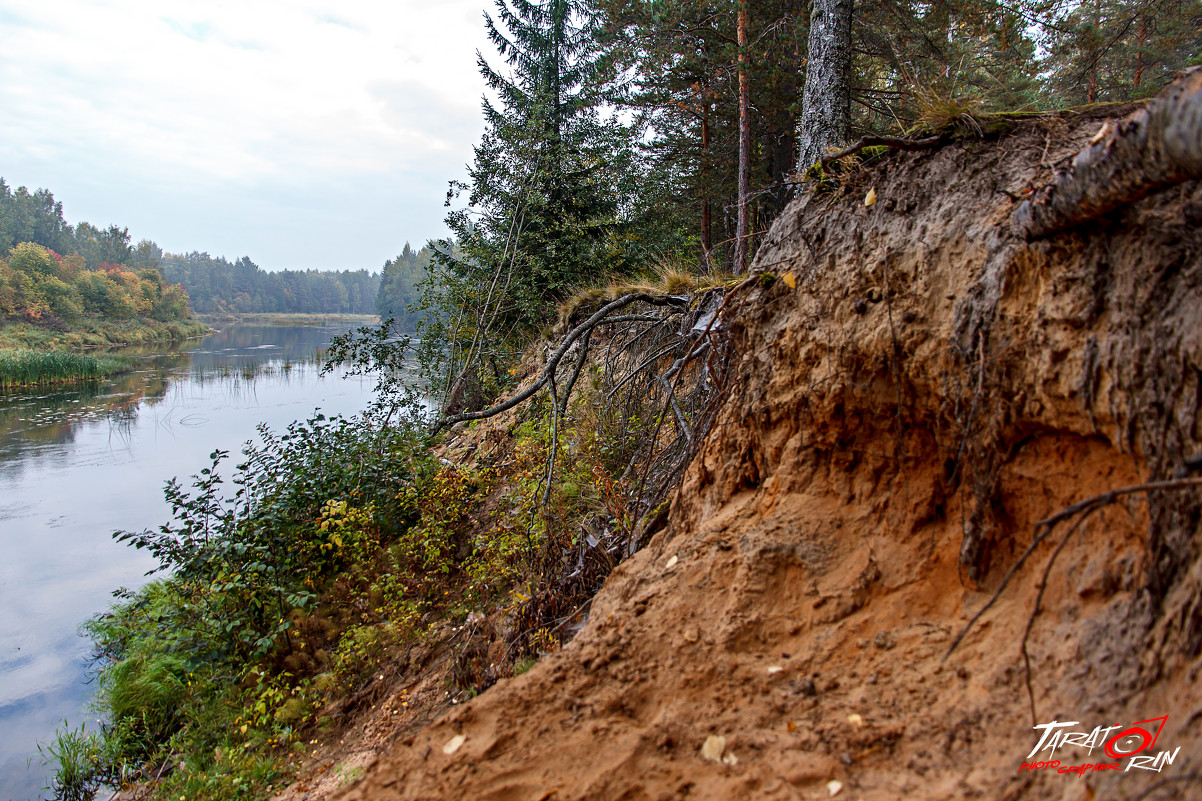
[0,349,135,391]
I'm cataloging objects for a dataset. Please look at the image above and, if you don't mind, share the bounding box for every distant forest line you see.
[0,179,426,323]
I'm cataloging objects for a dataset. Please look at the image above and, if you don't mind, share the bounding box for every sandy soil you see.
[274,105,1202,801]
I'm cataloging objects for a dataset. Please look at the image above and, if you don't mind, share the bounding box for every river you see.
[0,323,379,800]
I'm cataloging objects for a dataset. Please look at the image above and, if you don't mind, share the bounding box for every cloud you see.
[0,0,491,268]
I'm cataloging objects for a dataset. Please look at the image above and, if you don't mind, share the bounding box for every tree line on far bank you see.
[0,178,435,325]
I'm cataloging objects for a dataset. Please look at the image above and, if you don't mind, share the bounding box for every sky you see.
[0,0,494,272]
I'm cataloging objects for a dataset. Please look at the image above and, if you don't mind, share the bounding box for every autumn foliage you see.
[0,241,189,324]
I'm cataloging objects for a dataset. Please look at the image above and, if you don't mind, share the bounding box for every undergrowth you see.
[44,312,666,800]
[0,317,209,352]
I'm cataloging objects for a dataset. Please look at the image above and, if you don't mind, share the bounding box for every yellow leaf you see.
[864,187,877,206]
[781,271,796,289]
[700,734,726,762]
[240,724,248,734]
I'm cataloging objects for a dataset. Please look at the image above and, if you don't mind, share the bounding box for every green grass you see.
[38,723,103,801]
[0,349,138,390]
[0,317,211,352]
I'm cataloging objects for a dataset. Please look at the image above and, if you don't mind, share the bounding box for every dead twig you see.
[432,292,687,433]
[1020,504,1105,724]
[818,134,943,168]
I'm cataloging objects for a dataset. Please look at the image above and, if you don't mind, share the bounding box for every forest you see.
[0,180,391,321]
[159,252,379,316]
[0,181,187,325]
[415,0,1201,408]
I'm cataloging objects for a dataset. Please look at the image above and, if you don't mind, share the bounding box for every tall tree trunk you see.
[797,0,855,169]
[700,89,714,272]
[734,0,751,273]
[1134,15,1147,88]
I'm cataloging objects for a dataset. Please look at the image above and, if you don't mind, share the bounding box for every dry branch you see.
[818,134,943,167]
[1012,67,1202,239]
[431,292,687,433]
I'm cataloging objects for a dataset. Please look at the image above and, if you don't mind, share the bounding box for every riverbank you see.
[0,349,141,391]
[197,312,379,327]
[0,317,210,390]
[1,322,379,801]
[0,317,211,352]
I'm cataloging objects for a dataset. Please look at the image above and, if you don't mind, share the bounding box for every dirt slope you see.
[339,111,1202,800]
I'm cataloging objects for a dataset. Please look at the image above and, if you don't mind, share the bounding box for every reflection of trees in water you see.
[0,380,160,455]
[6,358,324,450]
[0,325,338,459]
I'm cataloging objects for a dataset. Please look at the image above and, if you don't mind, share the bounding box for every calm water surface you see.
[0,324,376,800]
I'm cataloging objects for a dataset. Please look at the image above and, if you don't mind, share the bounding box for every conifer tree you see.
[595,0,808,272]
[443,0,632,330]
[1044,0,1201,104]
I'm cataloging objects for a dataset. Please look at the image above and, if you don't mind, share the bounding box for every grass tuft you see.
[38,723,102,801]
[0,349,138,391]
[556,261,739,329]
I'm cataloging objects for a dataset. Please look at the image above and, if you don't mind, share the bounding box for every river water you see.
[0,323,378,800]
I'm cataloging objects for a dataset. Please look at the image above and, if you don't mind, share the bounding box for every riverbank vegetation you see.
[0,242,191,328]
[1,179,395,322]
[0,235,207,387]
[0,318,210,352]
[0,349,140,391]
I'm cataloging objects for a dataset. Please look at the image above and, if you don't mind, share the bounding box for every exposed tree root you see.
[945,477,1202,666]
[431,292,689,433]
[819,134,943,167]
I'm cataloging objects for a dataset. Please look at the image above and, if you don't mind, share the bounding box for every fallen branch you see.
[819,134,943,167]
[1012,67,1202,239]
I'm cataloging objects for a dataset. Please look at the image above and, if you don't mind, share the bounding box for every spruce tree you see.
[443,0,632,330]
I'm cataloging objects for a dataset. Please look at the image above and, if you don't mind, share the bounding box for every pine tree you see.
[595,0,808,272]
[797,0,854,168]
[1044,0,1201,104]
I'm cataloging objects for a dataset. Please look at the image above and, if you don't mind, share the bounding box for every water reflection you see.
[0,323,375,801]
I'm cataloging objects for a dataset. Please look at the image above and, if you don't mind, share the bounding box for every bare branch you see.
[432,292,688,433]
[818,134,943,168]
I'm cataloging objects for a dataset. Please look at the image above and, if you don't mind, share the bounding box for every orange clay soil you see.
[279,108,1202,801]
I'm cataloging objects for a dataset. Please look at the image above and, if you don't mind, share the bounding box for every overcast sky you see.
[0,1,493,271]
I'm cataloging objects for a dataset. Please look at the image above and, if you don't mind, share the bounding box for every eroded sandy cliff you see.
[336,106,1202,800]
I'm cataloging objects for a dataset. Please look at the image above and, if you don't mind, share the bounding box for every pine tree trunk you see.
[1012,67,1202,239]
[734,0,751,273]
[796,0,854,169]
[1134,16,1147,88]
